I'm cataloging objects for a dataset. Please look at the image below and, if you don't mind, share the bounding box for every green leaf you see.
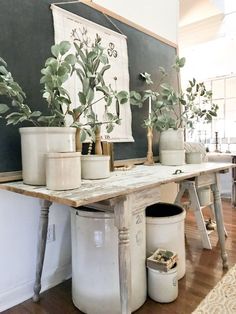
[57,65,69,77]
[59,41,71,55]
[100,54,108,64]
[51,44,60,58]
[0,57,7,67]
[0,65,9,75]
[86,88,94,104]
[99,64,111,77]
[116,91,128,102]
[45,57,56,66]
[130,91,141,100]
[0,103,10,114]
[106,123,114,133]
[79,92,86,105]
[80,129,87,142]
[30,111,42,118]
[64,54,76,65]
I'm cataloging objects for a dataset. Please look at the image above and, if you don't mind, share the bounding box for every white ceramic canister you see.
[159,128,185,151]
[160,150,185,166]
[46,152,81,190]
[71,207,146,314]
[197,187,212,206]
[147,264,178,303]
[19,127,76,185]
[81,155,110,179]
[186,152,202,164]
[146,202,186,279]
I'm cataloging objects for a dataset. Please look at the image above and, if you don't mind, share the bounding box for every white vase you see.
[186,152,202,164]
[159,128,185,165]
[19,127,76,185]
[46,152,81,190]
[159,128,184,151]
[160,150,185,166]
[81,155,110,179]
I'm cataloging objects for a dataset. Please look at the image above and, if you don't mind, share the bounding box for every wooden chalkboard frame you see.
[0,0,178,182]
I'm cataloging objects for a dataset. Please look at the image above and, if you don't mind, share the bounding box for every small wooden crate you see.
[147,248,178,272]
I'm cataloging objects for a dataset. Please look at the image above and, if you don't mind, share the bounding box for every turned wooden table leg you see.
[114,196,132,314]
[211,174,228,269]
[33,199,52,302]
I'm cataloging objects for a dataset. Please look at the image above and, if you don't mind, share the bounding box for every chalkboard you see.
[0,0,177,179]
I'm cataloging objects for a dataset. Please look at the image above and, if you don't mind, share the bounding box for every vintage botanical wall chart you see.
[51,5,133,142]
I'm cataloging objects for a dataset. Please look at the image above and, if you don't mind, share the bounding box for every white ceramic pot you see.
[147,264,178,303]
[19,127,76,185]
[71,207,146,314]
[81,155,110,179]
[186,152,202,164]
[146,202,186,279]
[46,152,81,190]
[197,187,211,206]
[159,128,184,151]
[160,150,185,166]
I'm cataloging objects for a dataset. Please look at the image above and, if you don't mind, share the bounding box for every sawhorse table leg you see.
[211,174,228,269]
[175,181,212,249]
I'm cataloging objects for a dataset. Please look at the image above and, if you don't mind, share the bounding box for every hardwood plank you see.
[3,199,236,314]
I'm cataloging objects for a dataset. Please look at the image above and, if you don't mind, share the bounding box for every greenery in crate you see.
[130,56,218,131]
[0,28,129,143]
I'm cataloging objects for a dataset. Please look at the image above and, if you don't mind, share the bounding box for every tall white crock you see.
[71,207,146,314]
[19,127,76,185]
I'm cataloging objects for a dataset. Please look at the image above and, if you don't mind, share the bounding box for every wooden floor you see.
[3,199,236,314]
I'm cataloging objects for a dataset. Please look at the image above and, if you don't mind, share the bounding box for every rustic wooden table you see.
[0,162,234,314]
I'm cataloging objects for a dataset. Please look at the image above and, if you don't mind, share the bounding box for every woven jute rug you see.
[192,264,236,313]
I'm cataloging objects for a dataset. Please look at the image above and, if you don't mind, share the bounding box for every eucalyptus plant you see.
[131,56,218,131]
[0,57,41,125]
[68,28,129,142]
[0,28,129,142]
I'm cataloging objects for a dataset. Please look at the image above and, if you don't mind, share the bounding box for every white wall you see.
[179,8,236,81]
[94,0,179,44]
[0,191,71,312]
[1,1,179,311]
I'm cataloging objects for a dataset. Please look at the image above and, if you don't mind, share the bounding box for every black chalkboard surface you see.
[0,0,177,179]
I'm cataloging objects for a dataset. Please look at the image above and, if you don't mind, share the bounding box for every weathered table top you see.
[0,162,234,207]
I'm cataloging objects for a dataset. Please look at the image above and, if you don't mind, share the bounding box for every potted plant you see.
[131,56,218,165]
[67,28,129,179]
[0,43,77,185]
[0,29,129,184]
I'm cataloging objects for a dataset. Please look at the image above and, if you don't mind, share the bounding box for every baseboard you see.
[0,263,72,312]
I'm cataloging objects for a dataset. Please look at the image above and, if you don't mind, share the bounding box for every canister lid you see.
[46,152,81,159]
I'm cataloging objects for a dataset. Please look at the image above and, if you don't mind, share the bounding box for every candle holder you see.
[214,131,221,153]
[144,126,155,166]
[226,144,231,153]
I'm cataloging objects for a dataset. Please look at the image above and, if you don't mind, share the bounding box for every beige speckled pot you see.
[46,152,81,190]
[20,127,76,185]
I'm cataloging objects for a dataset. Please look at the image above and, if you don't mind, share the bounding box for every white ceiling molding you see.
[179,13,224,48]
[179,0,223,27]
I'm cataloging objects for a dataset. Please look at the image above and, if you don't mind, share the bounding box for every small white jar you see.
[186,152,202,164]
[46,152,81,190]
[81,155,110,179]
[147,264,178,303]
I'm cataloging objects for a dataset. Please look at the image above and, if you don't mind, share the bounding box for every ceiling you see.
[179,0,225,27]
